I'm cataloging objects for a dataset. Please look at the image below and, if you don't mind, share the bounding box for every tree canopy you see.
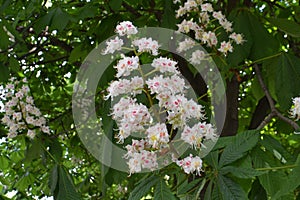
[1,0,300,199]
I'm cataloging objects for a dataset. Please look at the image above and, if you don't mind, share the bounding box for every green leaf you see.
[275,53,300,110]
[228,9,279,61]
[248,179,267,200]
[9,57,20,73]
[24,137,43,163]
[0,156,9,170]
[216,175,247,200]
[251,77,265,101]
[109,0,123,11]
[48,138,63,162]
[161,0,176,29]
[51,7,71,31]
[33,9,55,33]
[273,154,300,199]
[268,17,300,37]
[204,180,213,200]
[219,130,259,167]
[15,173,35,191]
[221,166,267,179]
[204,150,219,169]
[57,165,81,200]
[0,64,10,83]
[0,24,10,50]
[260,135,293,164]
[177,178,202,195]
[154,179,177,200]
[128,175,159,200]
[49,164,58,194]
[76,4,98,19]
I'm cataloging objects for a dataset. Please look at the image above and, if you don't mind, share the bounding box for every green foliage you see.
[218,130,259,167]
[1,0,300,199]
[128,175,159,200]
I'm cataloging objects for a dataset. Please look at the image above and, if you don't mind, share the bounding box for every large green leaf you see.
[218,130,259,167]
[268,17,300,37]
[128,175,159,200]
[275,53,300,110]
[154,179,177,200]
[216,175,247,200]
[57,165,81,200]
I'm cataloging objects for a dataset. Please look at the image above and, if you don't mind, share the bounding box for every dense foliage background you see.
[1,0,300,199]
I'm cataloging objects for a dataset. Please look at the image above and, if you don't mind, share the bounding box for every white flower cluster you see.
[290,97,300,120]
[103,21,217,175]
[1,77,50,139]
[175,0,245,57]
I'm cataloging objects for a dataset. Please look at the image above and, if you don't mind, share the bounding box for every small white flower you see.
[114,55,139,78]
[115,21,138,36]
[151,57,178,74]
[229,32,245,44]
[201,3,213,12]
[27,129,36,139]
[177,38,196,53]
[145,123,169,149]
[189,50,206,65]
[176,154,203,175]
[132,37,160,55]
[291,97,300,120]
[102,36,124,54]
[218,41,233,56]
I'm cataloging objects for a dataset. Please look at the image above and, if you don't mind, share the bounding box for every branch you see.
[122,2,142,17]
[254,64,300,130]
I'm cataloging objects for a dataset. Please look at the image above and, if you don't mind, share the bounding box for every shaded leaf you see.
[109,0,123,11]
[268,17,300,37]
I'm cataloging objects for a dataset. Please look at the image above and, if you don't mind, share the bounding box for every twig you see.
[254,64,300,130]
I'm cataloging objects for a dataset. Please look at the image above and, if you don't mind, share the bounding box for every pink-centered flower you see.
[151,57,179,74]
[115,21,138,36]
[132,37,160,55]
[102,36,124,54]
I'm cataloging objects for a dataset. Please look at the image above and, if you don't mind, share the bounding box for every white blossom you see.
[115,21,138,36]
[102,36,124,54]
[132,37,160,55]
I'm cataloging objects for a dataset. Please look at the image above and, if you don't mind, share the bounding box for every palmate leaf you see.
[57,165,81,200]
[128,175,159,200]
[154,179,177,200]
[218,130,259,167]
